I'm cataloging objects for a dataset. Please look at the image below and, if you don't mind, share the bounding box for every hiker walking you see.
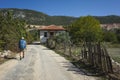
[19,37,26,60]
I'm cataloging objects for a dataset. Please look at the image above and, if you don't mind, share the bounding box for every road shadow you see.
[29,42,41,45]
[61,61,87,75]
[61,61,103,77]
[4,56,17,60]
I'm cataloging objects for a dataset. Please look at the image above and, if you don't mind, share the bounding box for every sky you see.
[0,0,120,17]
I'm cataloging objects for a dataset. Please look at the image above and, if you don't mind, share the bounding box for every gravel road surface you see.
[0,44,99,80]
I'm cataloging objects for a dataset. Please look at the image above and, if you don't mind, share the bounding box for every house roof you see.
[39,25,65,31]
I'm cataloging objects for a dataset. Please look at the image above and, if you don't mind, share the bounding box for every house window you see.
[44,32,47,37]
[50,32,54,36]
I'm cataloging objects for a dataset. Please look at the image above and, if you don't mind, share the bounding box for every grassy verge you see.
[104,42,120,48]
[107,48,120,63]
[102,42,120,63]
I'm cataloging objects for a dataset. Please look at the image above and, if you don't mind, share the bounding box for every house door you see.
[50,32,54,37]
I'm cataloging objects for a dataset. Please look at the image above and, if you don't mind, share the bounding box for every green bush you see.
[0,11,33,52]
[103,31,118,43]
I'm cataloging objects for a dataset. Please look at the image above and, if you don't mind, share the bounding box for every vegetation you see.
[68,16,102,43]
[107,48,120,63]
[29,30,39,41]
[95,15,120,24]
[0,11,33,52]
[0,8,77,25]
[102,28,120,43]
[113,28,120,43]
[46,32,71,49]
[55,32,70,43]
[103,31,118,43]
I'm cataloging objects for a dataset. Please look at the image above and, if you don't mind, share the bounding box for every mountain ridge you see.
[0,8,120,25]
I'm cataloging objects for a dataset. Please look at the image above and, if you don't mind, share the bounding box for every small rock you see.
[3,52,8,56]
[1,54,5,58]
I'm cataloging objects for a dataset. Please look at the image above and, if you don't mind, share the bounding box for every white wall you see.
[40,30,65,43]
[40,31,49,43]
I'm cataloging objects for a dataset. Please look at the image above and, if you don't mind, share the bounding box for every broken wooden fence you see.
[81,42,113,74]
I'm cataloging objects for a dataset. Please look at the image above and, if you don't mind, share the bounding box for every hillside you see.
[0,8,120,25]
[95,15,120,24]
[0,8,76,25]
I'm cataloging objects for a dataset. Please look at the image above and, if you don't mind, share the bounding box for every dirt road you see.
[0,44,99,80]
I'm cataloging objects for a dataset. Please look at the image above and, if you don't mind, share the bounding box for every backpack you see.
[19,39,26,49]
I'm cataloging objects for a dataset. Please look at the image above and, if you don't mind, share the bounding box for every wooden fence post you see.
[97,42,102,70]
[102,45,113,74]
[69,43,72,57]
[83,42,87,60]
[93,43,97,68]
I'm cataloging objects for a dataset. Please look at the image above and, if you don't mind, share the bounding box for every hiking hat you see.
[22,37,24,39]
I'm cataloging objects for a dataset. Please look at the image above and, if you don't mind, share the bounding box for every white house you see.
[38,25,65,43]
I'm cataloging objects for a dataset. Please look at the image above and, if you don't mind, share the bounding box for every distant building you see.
[101,23,120,30]
[38,25,65,43]
[25,25,41,29]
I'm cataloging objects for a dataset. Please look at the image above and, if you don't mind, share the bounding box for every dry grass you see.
[107,48,120,63]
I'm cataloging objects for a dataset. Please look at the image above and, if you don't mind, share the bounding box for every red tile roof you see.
[39,25,65,31]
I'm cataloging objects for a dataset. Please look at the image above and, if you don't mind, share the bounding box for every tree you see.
[0,11,33,51]
[29,30,38,41]
[115,28,120,43]
[103,31,118,43]
[109,28,120,43]
[68,16,102,43]
[55,32,70,43]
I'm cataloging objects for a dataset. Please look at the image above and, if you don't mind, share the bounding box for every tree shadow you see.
[61,60,104,77]
[61,61,86,75]
[4,56,17,60]
[30,42,41,45]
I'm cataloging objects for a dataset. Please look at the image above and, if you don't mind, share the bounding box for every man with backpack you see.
[19,37,26,60]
